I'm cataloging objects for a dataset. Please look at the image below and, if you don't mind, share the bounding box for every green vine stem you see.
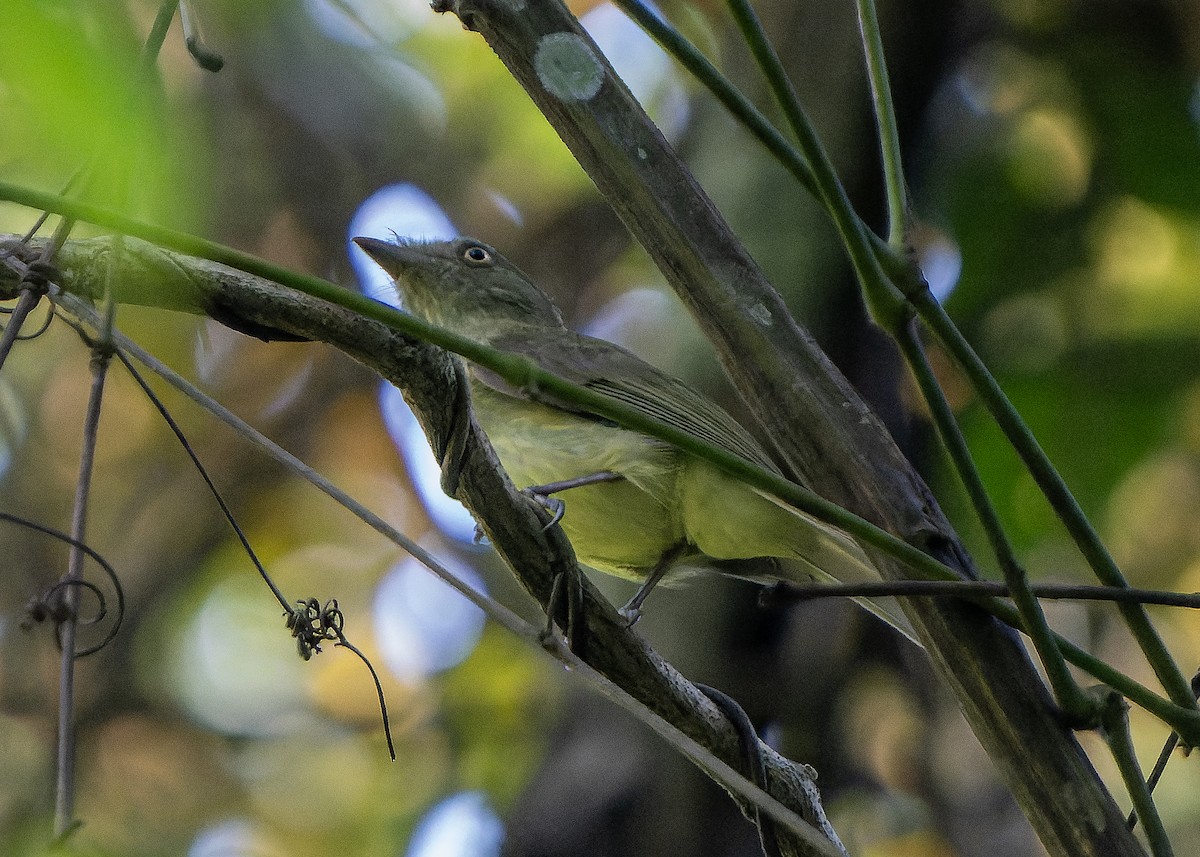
[853,0,907,248]
[649,0,1193,718]
[895,319,1096,725]
[610,0,818,197]
[4,188,1200,746]
[906,280,1197,712]
[1100,692,1175,857]
[721,0,908,330]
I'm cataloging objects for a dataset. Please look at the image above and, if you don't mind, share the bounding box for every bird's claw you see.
[617,604,643,628]
[522,489,565,531]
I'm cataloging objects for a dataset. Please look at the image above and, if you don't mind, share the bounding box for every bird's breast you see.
[469,383,686,580]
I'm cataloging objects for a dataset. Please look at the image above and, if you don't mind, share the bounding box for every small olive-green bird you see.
[356,236,911,636]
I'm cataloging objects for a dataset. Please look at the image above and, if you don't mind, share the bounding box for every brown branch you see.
[11,236,848,857]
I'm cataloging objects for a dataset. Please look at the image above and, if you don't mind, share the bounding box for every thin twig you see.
[53,293,115,838]
[110,347,289,610]
[908,286,1197,712]
[1100,692,1175,857]
[768,578,1200,610]
[853,0,907,247]
[895,321,1095,724]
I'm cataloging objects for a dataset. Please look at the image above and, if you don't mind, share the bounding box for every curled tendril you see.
[0,255,57,342]
[696,684,783,857]
[285,597,342,660]
[284,597,396,760]
[18,259,55,293]
[14,293,57,340]
[1,511,125,657]
[23,579,106,629]
[25,578,113,656]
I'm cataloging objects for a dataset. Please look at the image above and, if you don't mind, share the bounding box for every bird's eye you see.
[463,245,492,265]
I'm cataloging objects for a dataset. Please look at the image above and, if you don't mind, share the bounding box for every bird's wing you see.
[474,327,780,473]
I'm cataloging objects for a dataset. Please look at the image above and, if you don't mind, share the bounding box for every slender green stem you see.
[988,599,1199,742]
[722,0,906,328]
[774,578,1200,610]
[896,320,1096,724]
[611,0,910,326]
[909,283,1197,712]
[1129,731,1181,829]
[853,0,906,248]
[611,0,819,197]
[1100,693,1175,857]
[10,187,1200,742]
[142,3,180,68]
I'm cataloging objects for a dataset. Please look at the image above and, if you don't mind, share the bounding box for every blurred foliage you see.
[1,0,1199,855]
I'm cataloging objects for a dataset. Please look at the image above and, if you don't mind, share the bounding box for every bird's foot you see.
[539,567,586,656]
[521,488,566,531]
[616,601,643,628]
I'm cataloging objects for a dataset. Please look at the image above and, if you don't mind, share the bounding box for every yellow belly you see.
[470,384,688,580]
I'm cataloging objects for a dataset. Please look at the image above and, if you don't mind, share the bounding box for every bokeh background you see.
[2,0,1200,855]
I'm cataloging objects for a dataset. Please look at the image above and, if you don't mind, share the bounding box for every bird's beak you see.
[353,236,421,276]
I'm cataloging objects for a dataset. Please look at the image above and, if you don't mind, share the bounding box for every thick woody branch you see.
[423,0,1144,853]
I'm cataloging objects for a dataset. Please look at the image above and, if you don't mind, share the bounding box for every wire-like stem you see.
[895,321,1094,723]
[854,0,906,248]
[1100,693,1175,857]
[909,285,1197,711]
[112,348,289,610]
[772,578,1200,610]
[53,295,115,837]
[0,288,41,371]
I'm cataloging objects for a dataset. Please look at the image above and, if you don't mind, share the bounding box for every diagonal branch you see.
[421,0,1146,853]
[19,236,846,857]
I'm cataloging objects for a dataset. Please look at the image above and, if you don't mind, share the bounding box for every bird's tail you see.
[751,489,920,644]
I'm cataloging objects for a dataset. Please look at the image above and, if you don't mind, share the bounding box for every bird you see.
[355,235,911,636]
